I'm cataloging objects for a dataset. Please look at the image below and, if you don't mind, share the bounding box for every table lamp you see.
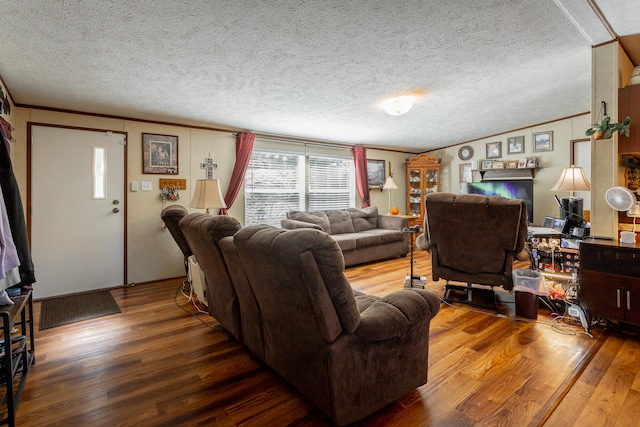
[190,179,227,214]
[382,161,398,214]
[551,165,590,227]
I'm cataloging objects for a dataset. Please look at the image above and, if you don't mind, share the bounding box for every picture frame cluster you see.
[483,131,553,161]
[481,157,537,170]
[478,131,551,170]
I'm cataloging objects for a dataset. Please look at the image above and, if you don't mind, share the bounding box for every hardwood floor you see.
[12,252,640,426]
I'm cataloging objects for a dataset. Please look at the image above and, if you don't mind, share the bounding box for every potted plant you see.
[585,115,631,139]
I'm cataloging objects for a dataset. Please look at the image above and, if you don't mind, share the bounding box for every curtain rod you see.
[248,133,355,150]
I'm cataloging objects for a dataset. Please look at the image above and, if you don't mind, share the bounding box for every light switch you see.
[130,181,139,192]
[141,181,152,191]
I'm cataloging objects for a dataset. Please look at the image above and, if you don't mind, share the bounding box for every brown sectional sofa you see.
[176,212,441,426]
[281,206,408,266]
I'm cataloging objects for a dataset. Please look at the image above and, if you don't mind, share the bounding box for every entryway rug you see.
[39,290,121,330]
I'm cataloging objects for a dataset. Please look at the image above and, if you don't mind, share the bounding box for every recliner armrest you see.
[280,218,323,231]
[354,289,440,341]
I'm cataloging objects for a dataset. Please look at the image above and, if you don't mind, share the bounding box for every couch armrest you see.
[354,289,440,341]
[377,214,408,230]
[281,219,323,231]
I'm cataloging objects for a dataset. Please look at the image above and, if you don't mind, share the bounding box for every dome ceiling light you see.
[381,95,415,116]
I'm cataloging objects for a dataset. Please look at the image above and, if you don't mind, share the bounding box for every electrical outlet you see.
[141,181,152,191]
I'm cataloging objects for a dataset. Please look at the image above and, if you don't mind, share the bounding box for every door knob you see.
[113,208,120,213]
[113,200,120,205]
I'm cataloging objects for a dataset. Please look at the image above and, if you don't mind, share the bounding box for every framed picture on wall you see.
[459,163,472,183]
[533,131,553,152]
[486,141,502,159]
[143,133,179,174]
[507,136,524,154]
[367,159,385,187]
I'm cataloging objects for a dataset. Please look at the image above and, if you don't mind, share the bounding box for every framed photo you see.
[143,133,178,174]
[506,160,518,169]
[492,161,505,169]
[517,159,527,168]
[533,131,553,152]
[507,136,524,154]
[526,157,537,168]
[486,141,502,159]
[367,159,385,187]
[459,163,472,183]
[481,160,493,170]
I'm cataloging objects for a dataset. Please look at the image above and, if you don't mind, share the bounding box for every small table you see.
[402,227,426,288]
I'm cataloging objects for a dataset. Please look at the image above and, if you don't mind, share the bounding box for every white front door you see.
[30,125,126,299]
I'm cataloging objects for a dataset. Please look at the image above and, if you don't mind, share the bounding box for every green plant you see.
[585,115,631,138]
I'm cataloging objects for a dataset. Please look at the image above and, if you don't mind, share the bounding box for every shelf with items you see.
[478,158,539,180]
[406,154,440,225]
[0,290,35,427]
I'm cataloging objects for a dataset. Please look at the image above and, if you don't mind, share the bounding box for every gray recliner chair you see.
[233,225,441,425]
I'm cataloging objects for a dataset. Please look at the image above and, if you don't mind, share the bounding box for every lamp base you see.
[560,197,584,228]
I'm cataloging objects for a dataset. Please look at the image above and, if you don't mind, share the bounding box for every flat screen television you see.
[460,180,534,223]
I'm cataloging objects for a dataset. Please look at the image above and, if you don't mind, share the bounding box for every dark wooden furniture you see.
[0,290,35,427]
[618,84,640,154]
[580,239,640,330]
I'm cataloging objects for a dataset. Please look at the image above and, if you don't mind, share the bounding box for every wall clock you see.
[458,146,473,160]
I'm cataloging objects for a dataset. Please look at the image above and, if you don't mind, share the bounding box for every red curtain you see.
[219,132,255,215]
[352,145,370,208]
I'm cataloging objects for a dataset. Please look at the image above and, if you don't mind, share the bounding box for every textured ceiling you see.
[0,1,639,152]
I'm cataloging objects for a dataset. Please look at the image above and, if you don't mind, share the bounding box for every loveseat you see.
[281,206,408,266]
[178,214,441,425]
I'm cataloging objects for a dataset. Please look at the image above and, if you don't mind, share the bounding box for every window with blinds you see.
[244,150,356,227]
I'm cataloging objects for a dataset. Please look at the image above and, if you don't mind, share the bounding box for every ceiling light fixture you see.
[381,95,415,116]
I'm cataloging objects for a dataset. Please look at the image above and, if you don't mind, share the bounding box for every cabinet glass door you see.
[425,169,438,196]
[408,169,422,217]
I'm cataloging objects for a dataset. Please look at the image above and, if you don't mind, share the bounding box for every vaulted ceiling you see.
[1,1,639,152]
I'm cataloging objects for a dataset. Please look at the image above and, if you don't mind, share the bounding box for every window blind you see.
[244,150,355,227]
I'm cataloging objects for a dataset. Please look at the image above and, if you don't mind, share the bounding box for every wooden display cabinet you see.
[406,154,440,228]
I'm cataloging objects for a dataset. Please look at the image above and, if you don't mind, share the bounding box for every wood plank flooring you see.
[12,251,640,426]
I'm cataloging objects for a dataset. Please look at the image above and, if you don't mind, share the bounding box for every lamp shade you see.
[551,165,591,194]
[190,179,227,213]
[383,176,397,190]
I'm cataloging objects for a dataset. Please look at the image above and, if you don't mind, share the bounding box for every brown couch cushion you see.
[329,234,357,251]
[288,210,331,233]
[349,206,378,231]
[325,210,355,234]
